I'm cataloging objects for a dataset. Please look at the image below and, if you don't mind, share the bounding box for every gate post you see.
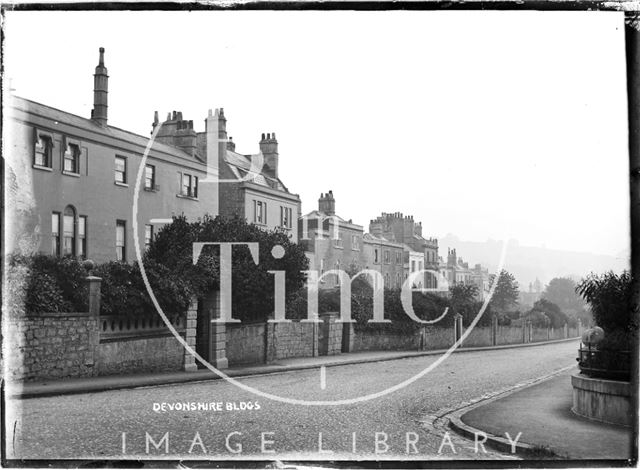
[203,290,228,369]
[491,314,498,346]
[183,298,198,372]
[453,313,463,344]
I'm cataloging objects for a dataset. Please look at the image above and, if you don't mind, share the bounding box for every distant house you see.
[299,191,365,288]
[369,212,439,289]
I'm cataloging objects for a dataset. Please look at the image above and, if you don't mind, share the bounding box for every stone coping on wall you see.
[11,311,93,318]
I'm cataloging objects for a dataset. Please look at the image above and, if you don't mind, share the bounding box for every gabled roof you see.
[363,232,403,247]
[224,149,289,192]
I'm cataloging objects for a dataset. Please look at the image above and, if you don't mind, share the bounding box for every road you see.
[7,340,579,462]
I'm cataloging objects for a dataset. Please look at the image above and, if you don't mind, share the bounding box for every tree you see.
[527,298,570,329]
[543,277,590,324]
[146,215,309,322]
[449,284,490,326]
[488,270,520,314]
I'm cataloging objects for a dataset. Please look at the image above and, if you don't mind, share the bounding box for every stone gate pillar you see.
[202,290,228,369]
[184,299,198,372]
[85,275,102,316]
[491,314,498,346]
[453,313,463,343]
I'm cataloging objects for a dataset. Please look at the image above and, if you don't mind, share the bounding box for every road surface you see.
[7,340,579,461]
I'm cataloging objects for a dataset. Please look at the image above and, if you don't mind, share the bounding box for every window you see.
[116,220,126,261]
[352,235,360,251]
[334,232,343,248]
[385,273,390,287]
[254,200,267,224]
[144,165,156,190]
[374,249,379,264]
[335,261,340,286]
[419,261,423,271]
[145,224,154,250]
[51,212,60,256]
[280,206,292,229]
[179,172,198,197]
[35,135,53,167]
[384,250,390,264]
[78,216,87,258]
[63,143,80,174]
[395,252,401,264]
[396,273,401,288]
[63,206,76,256]
[115,156,127,184]
[411,260,416,272]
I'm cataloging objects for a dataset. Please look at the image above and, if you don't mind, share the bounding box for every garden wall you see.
[423,326,454,350]
[227,322,267,365]
[352,329,422,352]
[531,327,550,342]
[4,312,100,380]
[267,321,318,361]
[496,326,523,345]
[461,326,492,348]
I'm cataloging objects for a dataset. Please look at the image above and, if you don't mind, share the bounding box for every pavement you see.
[453,367,636,461]
[7,337,579,400]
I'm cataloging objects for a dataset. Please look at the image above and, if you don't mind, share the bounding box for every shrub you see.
[7,254,88,314]
[146,215,309,323]
[94,260,194,317]
[576,271,635,350]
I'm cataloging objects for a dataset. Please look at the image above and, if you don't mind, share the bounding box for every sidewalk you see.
[7,337,579,399]
[455,367,634,461]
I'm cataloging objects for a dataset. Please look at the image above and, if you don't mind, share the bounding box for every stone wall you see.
[352,328,421,352]
[4,312,100,381]
[97,335,184,375]
[461,326,492,348]
[495,326,523,345]
[531,327,550,342]
[422,326,454,350]
[227,322,267,366]
[266,321,317,362]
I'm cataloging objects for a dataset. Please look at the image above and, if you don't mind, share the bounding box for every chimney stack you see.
[154,109,197,156]
[259,132,279,179]
[91,47,109,126]
[318,190,336,216]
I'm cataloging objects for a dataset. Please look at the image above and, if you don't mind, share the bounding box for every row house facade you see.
[299,192,404,290]
[5,48,300,263]
[369,212,440,289]
[440,248,491,300]
[298,191,365,287]
[6,49,217,263]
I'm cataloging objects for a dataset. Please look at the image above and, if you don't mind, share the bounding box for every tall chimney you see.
[318,190,336,216]
[259,132,279,179]
[91,47,108,126]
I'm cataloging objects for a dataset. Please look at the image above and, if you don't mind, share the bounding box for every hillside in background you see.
[438,234,629,290]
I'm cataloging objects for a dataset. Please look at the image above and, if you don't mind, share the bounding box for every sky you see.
[3,10,631,258]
